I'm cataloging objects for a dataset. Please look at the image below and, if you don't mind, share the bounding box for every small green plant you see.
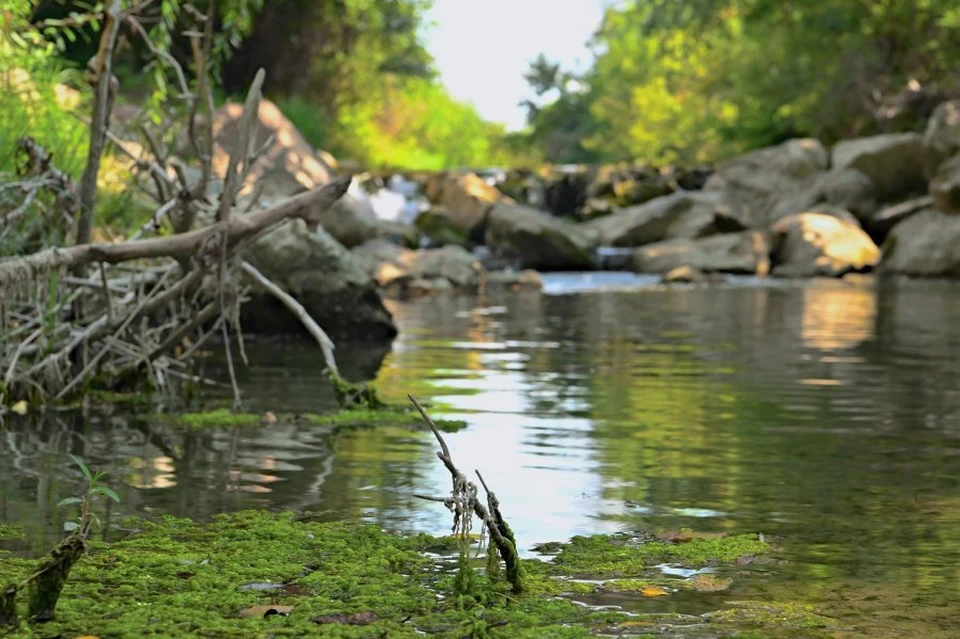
[57,454,120,534]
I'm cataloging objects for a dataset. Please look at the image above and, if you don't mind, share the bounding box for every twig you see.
[240,261,339,375]
[75,0,122,252]
[408,395,525,593]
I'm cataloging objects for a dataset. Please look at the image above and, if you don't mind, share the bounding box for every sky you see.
[423,1,606,131]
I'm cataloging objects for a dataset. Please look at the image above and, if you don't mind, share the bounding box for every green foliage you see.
[525,0,960,164]
[321,77,513,170]
[0,8,88,179]
[57,455,121,534]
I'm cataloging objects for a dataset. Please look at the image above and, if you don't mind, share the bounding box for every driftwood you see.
[0,4,353,407]
[409,395,525,593]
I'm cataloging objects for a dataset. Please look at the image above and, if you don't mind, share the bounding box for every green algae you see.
[0,512,612,638]
[306,406,468,433]
[544,532,769,577]
[0,512,824,638]
[708,601,835,632]
[0,526,25,542]
[159,406,467,433]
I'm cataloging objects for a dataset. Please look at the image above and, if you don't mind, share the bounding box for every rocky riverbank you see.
[199,97,960,341]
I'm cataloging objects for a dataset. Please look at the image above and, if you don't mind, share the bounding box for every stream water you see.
[4,274,960,636]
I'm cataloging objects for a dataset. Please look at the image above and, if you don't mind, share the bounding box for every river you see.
[3,273,960,636]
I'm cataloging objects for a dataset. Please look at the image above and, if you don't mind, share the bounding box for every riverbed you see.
[4,274,960,636]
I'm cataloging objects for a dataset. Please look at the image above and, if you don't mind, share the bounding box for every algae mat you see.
[0,511,837,638]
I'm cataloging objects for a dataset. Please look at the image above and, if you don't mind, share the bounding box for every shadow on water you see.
[4,273,960,635]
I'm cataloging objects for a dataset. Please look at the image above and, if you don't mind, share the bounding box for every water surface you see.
[4,274,960,636]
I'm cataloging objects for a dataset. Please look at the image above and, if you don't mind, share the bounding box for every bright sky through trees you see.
[423,0,605,130]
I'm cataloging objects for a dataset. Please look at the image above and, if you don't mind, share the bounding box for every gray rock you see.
[423,171,510,237]
[485,202,594,270]
[351,240,482,295]
[242,219,397,341]
[704,138,828,228]
[820,168,877,222]
[930,152,960,215]
[879,208,960,277]
[831,132,925,202]
[922,100,960,179]
[582,191,742,247]
[632,231,771,275]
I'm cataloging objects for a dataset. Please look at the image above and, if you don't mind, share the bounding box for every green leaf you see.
[57,497,84,508]
[69,454,93,482]
[63,521,80,532]
[91,486,121,503]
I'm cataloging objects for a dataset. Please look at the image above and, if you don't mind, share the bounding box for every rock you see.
[483,269,544,291]
[318,197,416,249]
[662,265,707,284]
[242,219,397,341]
[211,99,335,199]
[704,138,828,227]
[819,168,877,222]
[831,133,925,202]
[582,191,744,247]
[930,152,960,215]
[543,171,589,217]
[423,172,511,239]
[867,196,933,240]
[769,213,881,277]
[587,164,675,207]
[803,204,861,226]
[351,240,482,296]
[632,231,771,275]
[921,100,960,179]
[484,203,594,271]
[414,208,471,247]
[879,208,960,277]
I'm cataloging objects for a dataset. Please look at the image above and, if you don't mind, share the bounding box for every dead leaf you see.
[260,411,278,425]
[239,605,294,619]
[640,586,669,597]
[312,611,378,625]
[11,400,28,416]
[688,574,733,592]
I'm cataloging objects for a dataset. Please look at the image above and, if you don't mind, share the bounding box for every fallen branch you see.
[408,395,525,593]
[0,175,352,290]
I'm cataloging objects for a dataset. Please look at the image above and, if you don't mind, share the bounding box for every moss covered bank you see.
[0,511,836,638]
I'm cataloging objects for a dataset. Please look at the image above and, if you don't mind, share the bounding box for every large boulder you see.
[351,240,482,296]
[211,98,334,199]
[484,203,594,270]
[929,152,960,215]
[921,100,960,179]
[631,231,771,275]
[704,138,828,228]
[423,172,511,240]
[582,191,744,247]
[819,168,877,222]
[879,209,960,277]
[242,219,397,341]
[769,213,881,277]
[831,133,925,202]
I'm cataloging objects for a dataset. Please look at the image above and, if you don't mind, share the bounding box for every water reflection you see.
[4,275,960,635]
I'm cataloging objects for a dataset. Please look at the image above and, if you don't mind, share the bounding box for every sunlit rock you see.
[770,213,880,277]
